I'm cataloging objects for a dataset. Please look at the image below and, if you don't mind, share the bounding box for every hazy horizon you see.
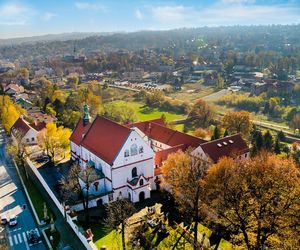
[0,0,300,39]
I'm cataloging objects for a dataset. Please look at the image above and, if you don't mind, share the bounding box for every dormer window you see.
[139,179,144,186]
[139,146,144,154]
[124,150,129,157]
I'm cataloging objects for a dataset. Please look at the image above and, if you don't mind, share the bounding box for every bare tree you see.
[7,130,27,169]
[105,198,135,250]
[61,164,96,226]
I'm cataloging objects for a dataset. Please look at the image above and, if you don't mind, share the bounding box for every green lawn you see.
[90,225,122,250]
[45,228,61,249]
[23,176,54,220]
[111,100,186,123]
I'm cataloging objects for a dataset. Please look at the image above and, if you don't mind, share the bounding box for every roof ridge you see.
[200,133,241,145]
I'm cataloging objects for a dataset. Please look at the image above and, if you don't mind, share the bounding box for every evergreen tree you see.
[277,130,286,142]
[264,130,273,151]
[223,128,229,137]
[252,130,264,151]
[211,126,220,140]
[274,138,281,154]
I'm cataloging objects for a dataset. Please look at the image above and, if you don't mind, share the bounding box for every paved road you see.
[0,126,47,250]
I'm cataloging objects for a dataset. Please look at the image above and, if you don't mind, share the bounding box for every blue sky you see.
[0,0,299,38]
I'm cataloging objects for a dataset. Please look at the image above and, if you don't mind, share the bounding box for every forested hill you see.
[1,25,300,60]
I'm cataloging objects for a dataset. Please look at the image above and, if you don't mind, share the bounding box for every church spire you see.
[83,103,91,126]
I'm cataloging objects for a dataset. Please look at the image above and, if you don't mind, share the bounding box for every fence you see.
[26,159,95,250]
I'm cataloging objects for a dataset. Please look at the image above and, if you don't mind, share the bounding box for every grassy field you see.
[23,175,55,220]
[166,83,215,104]
[111,100,186,123]
[90,225,122,250]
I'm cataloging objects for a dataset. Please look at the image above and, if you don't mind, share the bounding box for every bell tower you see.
[83,103,91,126]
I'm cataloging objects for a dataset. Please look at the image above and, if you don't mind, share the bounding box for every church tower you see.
[83,103,91,126]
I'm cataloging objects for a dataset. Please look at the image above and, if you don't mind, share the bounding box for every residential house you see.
[11,117,46,145]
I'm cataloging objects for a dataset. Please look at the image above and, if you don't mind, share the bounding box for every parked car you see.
[9,214,17,226]
[27,229,41,246]
[1,214,8,225]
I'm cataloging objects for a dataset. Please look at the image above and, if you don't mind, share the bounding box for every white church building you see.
[70,105,249,211]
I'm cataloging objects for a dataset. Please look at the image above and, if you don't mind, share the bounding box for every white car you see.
[9,214,18,226]
[1,214,8,225]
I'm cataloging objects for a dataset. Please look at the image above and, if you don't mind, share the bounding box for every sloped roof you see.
[199,134,249,163]
[70,118,91,145]
[154,144,187,166]
[30,122,46,131]
[128,120,205,147]
[81,116,131,165]
[11,117,31,135]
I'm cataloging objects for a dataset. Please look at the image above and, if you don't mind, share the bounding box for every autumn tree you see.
[188,99,214,128]
[204,153,300,249]
[6,130,27,168]
[105,198,135,250]
[162,150,210,250]
[67,75,79,90]
[38,122,71,163]
[222,110,252,137]
[61,164,96,226]
[0,95,24,133]
[290,113,300,133]
[194,128,212,139]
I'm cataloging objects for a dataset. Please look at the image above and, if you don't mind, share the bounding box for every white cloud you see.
[135,9,143,20]
[221,0,256,4]
[150,2,300,28]
[0,3,32,25]
[75,2,106,11]
[43,12,57,21]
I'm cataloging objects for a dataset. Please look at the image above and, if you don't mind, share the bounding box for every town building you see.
[70,106,249,210]
[11,117,46,145]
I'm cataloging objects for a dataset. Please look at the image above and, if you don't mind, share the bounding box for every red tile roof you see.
[70,118,91,145]
[30,122,46,131]
[199,134,249,163]
[154,144,187,166]
[81,116,131,165]
[11,117,31,134]
[128,121,205,148]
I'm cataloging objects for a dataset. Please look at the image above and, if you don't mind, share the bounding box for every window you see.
[26,138,29,142]
[31,137,34,141]
[108,194,113,202]
[130,144,138,156]
[139,146,144,154]
[124,150,129,157]
[94,182,99,191]
[132,167,137,178]
[139,179,144,186]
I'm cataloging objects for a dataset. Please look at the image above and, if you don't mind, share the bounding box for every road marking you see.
[18,233,22,243]
[13,234,18,244]
[22,232,27,242]
[8,236,13,246]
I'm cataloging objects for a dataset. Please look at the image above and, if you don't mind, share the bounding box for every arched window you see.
[124,149,129,157]
[139,146,144,154]
[139,179,144,186]
[132,167,137,178]
[130,144,138,156]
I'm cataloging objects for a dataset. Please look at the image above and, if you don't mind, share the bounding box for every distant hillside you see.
[0,32,114,46]
[0,25,300,60]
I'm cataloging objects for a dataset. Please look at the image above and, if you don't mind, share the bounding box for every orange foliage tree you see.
[162,150,210,250]
[203,153,300,249]
[222,110,252,137]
